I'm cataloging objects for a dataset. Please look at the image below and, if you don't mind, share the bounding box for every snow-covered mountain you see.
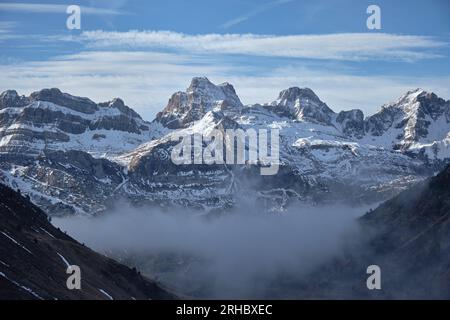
[0,88,167,158]
[362,89,450,159]
[267,86,335,125]
[1,77,449,215]
[155,77,243,129]
[0,88,166,215]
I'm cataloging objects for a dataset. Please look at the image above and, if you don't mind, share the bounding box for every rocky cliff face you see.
[0,88,170,215]
[155,77,243,129]
[0,88,164,158]
[336,109,365,139]
[0,78,449,215]
[267,87,335,125]
[363,89,450,158]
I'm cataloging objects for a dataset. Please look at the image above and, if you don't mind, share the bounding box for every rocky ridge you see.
[0,78,449,215]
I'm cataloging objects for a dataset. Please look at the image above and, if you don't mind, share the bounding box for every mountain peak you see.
[387,88,448,112]
[187,77,241,105]
[187,76,214,92]
[0,88,153,160]
[155,77,242,129]
[391,88,448,112]
[0,89,27,109]
[187,77,238,95]
[409,88,426,95]
[269,87,334,125]
[98,97,142,119]
[0,89,19,99]
[278,87,320,102]
[395,88,427,105]
[110,97,125,106]
[29,88,98,114]
[365,88,450,148]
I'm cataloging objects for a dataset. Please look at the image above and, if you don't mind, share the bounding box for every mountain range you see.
[1,77,449,215]
[1,78,450,300]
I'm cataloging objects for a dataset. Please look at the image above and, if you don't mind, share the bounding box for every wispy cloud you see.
[0,51,228,118]
[73,30,446,62]
[0,2,125,15]
[220,0,294,29]
[0,21,17,34]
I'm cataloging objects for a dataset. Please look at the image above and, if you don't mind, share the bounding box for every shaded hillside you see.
[0,183,176,300]
[359,163,450,298]
[271,164,450,299]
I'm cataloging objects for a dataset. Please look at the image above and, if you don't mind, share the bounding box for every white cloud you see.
[0,51,229,118]
[1,50,449,121]
[76,30,446,62]
[88,0,129,10]
[0,2,125,15]
[0,21,17,33]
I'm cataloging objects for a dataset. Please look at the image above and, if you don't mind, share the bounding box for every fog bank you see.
[53,203,367,298]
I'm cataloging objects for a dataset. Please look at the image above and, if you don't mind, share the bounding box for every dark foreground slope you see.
[0,184,175,300]
[274,164,450,299]
[359,163,450,298]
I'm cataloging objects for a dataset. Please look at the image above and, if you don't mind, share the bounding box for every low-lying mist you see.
[53,202,369,298]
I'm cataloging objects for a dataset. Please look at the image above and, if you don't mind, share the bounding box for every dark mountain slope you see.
[272,164,450,299]
[0,183,175,300]
[358,164,450,298]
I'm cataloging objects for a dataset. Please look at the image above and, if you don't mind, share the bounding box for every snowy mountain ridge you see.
[0,77,449,215]
[0,88,167,158]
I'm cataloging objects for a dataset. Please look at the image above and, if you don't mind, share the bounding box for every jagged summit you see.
[29,88,98,114]
[155,77,243,129]
[268,86,334,125]
[187,77,242,107]
[154,78,449,157]
[0,88,155,159]
[364,88,450,152]
[1,89,145,119]
[0,90,28,109]
[397,88,427,103]
[0,89,19,101]
[99,97,142,119]
[277,87,322,103]
[380,88,444,113]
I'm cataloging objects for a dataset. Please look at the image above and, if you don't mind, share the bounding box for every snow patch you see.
[98,288,114,300]
[1,231,32,254]
[56,252,70,268]
[0,272,43,299]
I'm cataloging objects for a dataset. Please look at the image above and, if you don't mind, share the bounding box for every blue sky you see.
[0,0,449,120]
